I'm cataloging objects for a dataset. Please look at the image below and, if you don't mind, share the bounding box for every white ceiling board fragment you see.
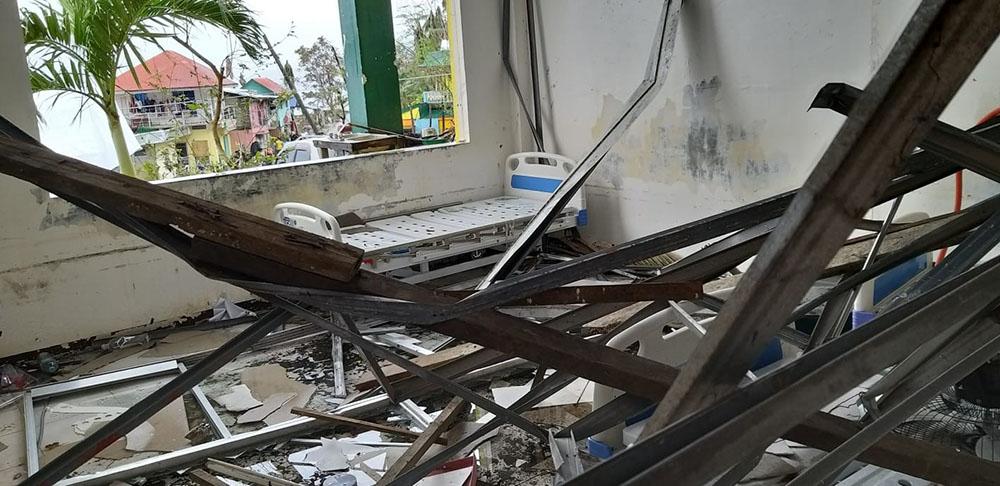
[263,385,316,426]
[124,422,156,452]
[537,379,593,408]
[240,363,317,426]
[124,398,189,452]
[237,393,296,424]
[490,379,593,410]
[212,384,263,412]
[307,438,350,472]
[415,466,473,486]
[490,385,529,409]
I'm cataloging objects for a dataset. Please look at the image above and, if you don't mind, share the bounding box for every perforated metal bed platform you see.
[274,152,587,278]
[342,195,579,274]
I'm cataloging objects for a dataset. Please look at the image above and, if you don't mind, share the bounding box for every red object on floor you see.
[424,456,477,486]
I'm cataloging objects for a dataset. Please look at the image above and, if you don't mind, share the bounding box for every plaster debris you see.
[213,384,263,412]
[211,297,254,322]
[122,397,189,452]
[240,364,318,426]
[237,392,296,424]
[415,458,475,486]
[124,421,156,451]
[307,438,350,472]
[490,378,593,409]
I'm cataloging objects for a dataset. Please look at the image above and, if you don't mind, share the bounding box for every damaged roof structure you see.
[3,0,1000,485]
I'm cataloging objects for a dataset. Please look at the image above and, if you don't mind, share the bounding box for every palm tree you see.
[21,0,264,177]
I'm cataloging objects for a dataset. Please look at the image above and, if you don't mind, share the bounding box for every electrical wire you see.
[936,106,1000,264]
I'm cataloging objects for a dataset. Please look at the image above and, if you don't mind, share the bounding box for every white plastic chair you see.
[273,202,342,241]
[592,289,733,448]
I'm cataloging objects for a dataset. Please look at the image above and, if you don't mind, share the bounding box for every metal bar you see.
[808,196,903,348]
[24,309,292,486]
[24,390,38,475]
[806,288,854,350]
[790,194,1000,322]
[442,282,703,305]
[270,297,548,439]
[813,82,1000,182]
[479,0,682,286]
[789,317,1000,485]
[863,206,1000,415]
[378,396,466,484]
[31,360,181,399]
[289,407,446,444]
[501,0,544,150]
[177,363,232,440]
[387,371,580,486]
[555,394,650,440]
[331,334,347,398]
[398,400,433,431]
[58,360,547,486]
[290,159,956,329]
[340,314,398,402]
[571,255,1000,485]
[526,0,543,150]
[235,277,679,403]
[642,0,999,433]
[830,195,903,340]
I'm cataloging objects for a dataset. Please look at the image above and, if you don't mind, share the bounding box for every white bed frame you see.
[274,152,586,280]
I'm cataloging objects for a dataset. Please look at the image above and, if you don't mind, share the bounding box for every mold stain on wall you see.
[588,76,786,198]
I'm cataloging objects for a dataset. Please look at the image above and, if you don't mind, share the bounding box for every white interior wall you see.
[0,0,512,357]
[531,0,1000,245]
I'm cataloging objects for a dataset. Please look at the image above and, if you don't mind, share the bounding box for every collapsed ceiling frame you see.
[0,0,999,484]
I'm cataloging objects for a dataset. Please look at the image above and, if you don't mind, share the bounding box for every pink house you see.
[225,88,276,155]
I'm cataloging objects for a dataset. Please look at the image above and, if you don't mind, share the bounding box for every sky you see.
[17,0,441,86]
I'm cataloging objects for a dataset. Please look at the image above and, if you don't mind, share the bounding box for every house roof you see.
[115,50,236,92]
[249,77,287,95]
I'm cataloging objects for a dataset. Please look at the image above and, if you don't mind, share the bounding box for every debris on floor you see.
[0,229,963,486]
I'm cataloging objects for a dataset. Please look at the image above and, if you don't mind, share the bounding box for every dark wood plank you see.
[187,469,229,486]
[355,343,483,391]
[290,407,447,445]
[787,413,1000,486]
[0,136,363,282]
[205,459,299,486]
[442,282,702,305]
[377,396,466,484]
[642,0,1000,434]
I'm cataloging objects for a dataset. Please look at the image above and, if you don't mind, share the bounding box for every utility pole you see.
[263,34,321,134]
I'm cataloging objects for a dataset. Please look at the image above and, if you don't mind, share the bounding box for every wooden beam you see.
[194,235,681,402]
[355,272,680,400]
[0,137,364,282]
[377,397,466,485]
[442,282,702,306]
[187,469,228,486]
[290,407,448,445]
[205,458,300,486]
[642,0,1000,435]
[788,413,1000,486]
[355,343,482,391]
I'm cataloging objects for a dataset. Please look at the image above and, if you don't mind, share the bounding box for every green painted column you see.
[339,0,403,133]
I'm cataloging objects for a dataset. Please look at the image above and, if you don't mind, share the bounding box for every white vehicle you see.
[275,136,331,163]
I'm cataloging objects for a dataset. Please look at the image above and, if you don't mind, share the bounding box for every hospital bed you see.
[274,152,587,281]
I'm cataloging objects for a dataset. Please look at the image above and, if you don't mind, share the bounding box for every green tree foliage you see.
[21,0,264,177]
[294,37,347,124]
[395,1,450,108]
